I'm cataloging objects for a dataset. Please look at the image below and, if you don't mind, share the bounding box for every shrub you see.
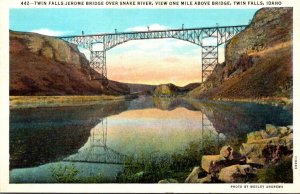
[257,156,293,183]
[49,163,79,183]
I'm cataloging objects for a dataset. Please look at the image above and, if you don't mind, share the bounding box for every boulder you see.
[262,144,289,162]
[210,157,246,173]
[185,167,201,183]
[246,157,266,166]
[246,136,281,145]
[240,136,282,156]
[240,134,290,165]
[220,145,234,160]
[240,142,268,166]
[197,174,212,183]
[201,155,221,173]
[247,131,264,143]
[287,125,293,133]
[240,142,267,157]
[265,124,279,137]
[158,178,178,183]
[185,166,209,183]
[278,126,289,136]
[283,132,293,150]
[218,164,256,183]
[260,130,270,139]
[201,146,247,175]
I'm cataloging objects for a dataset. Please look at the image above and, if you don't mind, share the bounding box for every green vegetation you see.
[49,136,226,183]
[116,138,225,183]
[211,97,293,107]
[48,136,292,183]
[10,95,132,109]
[49,163,79,183]
[49,163,111,183]
[256,156,293,183]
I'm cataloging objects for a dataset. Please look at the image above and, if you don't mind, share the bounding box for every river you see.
[9,96,292,183]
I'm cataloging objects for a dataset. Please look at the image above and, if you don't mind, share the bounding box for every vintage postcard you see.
[0,0,299,193]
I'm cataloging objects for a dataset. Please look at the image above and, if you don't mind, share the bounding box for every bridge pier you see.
[90,50,108,85]
[202,46,218,82]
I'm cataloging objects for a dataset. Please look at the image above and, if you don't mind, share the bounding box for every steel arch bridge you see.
[59,25,247,85]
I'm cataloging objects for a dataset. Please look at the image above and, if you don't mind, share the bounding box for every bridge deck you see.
[59,25,248,38]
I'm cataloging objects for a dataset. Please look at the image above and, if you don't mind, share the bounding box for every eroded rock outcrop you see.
[153,83,201,97]
[10,30,130,95]
[153,84,180,97]
[185,124,293,183]
[188,8,292,99]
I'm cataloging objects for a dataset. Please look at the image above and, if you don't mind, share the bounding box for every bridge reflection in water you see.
[63,103,224,165]
[63,118,127,165]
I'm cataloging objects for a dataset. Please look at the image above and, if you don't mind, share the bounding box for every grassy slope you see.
[10,95,134,109]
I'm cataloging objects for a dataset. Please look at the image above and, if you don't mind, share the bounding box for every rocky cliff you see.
[185,124,293,183]
[10,31,129,95]
[188,8,292,100]
[154,83,201,97]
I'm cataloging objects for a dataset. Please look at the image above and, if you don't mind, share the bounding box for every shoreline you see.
[10,95,292,109]
[183,96,292,107]
[9,95,137,109]
[211,97,292,106]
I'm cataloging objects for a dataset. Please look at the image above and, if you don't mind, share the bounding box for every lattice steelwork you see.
[59,25,247,84]
[63,118,127,164]
[202,46,218,81]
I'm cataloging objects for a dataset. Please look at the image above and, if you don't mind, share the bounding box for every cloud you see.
[30,28,70,36]
[126,23,169,32]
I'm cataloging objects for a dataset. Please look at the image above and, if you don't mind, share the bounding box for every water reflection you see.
[63,108,221,166]
[9,96,292,183]
[64,118,127,165]
[9,100,130,169]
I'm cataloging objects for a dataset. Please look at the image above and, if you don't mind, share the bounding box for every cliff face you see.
[153,83,201,97]
[153,84,180,97]
[10,31,129,95]
[188,8,292,99]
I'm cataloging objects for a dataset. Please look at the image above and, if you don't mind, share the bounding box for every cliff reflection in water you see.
[9,100,130,169]
[63,97,291,165]
[9,96,292,183]
[64,106,222,164]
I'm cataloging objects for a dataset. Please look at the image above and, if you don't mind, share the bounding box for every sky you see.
[10,9,258,86]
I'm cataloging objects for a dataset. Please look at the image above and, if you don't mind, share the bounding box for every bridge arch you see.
[60,25,247,84]
[106,38,203,86]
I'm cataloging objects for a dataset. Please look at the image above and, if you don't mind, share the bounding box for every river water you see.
[9,96,292,183]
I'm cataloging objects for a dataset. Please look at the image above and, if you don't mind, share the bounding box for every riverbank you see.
[182,96,293,108]
[10,95,137,109]
[184,124,293,183]
[211,97,292,106]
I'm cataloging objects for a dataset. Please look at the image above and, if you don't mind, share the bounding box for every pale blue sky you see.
[9,9,258,85]
[10,9,257,35]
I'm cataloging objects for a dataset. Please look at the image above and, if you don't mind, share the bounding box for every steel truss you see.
[60,25,247,84]
[63,118,127,164]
